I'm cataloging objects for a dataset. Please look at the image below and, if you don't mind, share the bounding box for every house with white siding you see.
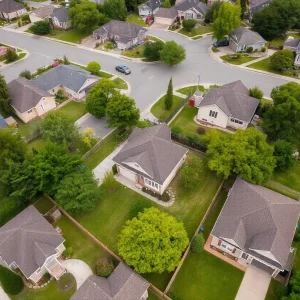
[138,0,161,16]
[284,37,300,67]
[176,0,208,20]
[210,178,300,278]
[197,80,259,130]
[113,125,188,195]
[0,206,66,284]
[0,0,26,21]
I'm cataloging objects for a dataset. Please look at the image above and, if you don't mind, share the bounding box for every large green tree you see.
[159,41,186,66]
[206,127,276,184]
[262,82,300,145]
[86,79,117,118]
[274,140,295,171]
[40,110,80,146]
[204,1,222,23]
[0,74,11,114]
[103,0,127,21]
[55,169,101,213]
[143,41,164,61]
[29,142,82,196]
[106,93,140,128]
[212,1,241,41]
[164,77,173,110]
[118,207,189,273]
[69,1,100,33]
[270,49,294,71]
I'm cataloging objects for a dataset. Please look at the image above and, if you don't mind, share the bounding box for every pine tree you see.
[164,77,173,110]
[0,74,11,114]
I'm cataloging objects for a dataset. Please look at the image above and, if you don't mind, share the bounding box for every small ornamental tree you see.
[191,233,205,253]
[82,128,97,148]
[270,49,294,72]
[30,21,51,35]
[87,61,101,75]
[165,77,173,110]
[274,140,295,171]
[95,258,115,277]
[0,74,12,113]
[143,41,164,61]
[4,48,18,62]
[19,70,32,80]
[182,19,196,32]
[249,86,263,100]
[118,207,189,273]
[161,0,171,7]
[159,41,186,66]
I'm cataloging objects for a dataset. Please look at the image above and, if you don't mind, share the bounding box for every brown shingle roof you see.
[32,5,54,18]
[0,206,64,278]
[0,0,24,13]
[154,7,178,19]
[8,77,51,113]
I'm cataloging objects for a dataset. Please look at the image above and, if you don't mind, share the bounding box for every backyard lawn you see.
[56,29,90,44]
[34,196,55,214]
[179,26,213,37]
[150,95,185,121]
[59,101,87,122]
[126,14,147,27]
[176,85,206,96]
[221,54,257,65]
[113,77,128,90]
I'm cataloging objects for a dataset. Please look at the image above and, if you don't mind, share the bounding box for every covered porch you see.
[45,257,66,280]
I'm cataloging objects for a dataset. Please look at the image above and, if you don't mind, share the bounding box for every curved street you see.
[0,27,293,112]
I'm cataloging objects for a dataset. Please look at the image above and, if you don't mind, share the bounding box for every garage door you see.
[119,166,137,182]
[229,39,238,52]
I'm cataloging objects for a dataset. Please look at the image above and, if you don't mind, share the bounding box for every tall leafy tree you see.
[55,169,101,214]
[106,93,140,128]
[274,140,295,171]
[270,49,294,71]
[212,1,241,41]
[143,41,164,61]
[118,207,189,274]
[40,110,80,146]
[86,79,117,118]
[103,0,127,21]
[164,77,173,110]
[159,41,186,66]
[206,127,276,184]
[0,74,11,114]
[69,1,100,33]
[204,1,222,23]
[262,82,300,145]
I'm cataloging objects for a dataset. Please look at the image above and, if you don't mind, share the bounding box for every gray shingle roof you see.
[211,178,300,270]
[113,124,188,185]
[31,64,97,94]
[0,206,64,278]
[8,77,52,113]
[71,262,150,300]
[249,0,270,9]
[144,0,161,10]
[32,5,54,18]
[284,38,300,49]
[93,21,147,43]
[155,7,178,19]
[229,27,265,45]
[199,80,259,122]
[51,7,70,22]
[175,0,208,14]
[0,0,24,13]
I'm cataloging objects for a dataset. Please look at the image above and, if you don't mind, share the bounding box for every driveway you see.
[235,265,271,300]
[76,113,112,139]
[0,287,10,300]
[61,259,93,289]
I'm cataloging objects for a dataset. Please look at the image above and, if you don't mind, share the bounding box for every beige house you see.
[0,0,26,21]
[154,7,178,25]
[8,77,56,123]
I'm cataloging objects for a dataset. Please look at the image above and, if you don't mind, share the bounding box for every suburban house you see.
[248,0,270,21]
[29,6,71,30]
[0,0,26,21]
[197,80,259,130]
[113,124,188,195]
[71,262,150,300]
[176,0,208,20]
[0,206,66,284]
[154,7,178,25]
[138,0,161,16]
[31,64,99,100]
[228,27,266,52]
[93,20,147,50]
[210,178,300,278]
[284,37,300,67]
[7,77,56,123]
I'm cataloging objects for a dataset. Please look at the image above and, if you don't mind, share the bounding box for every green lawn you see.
[148,290,163,300]
[59,101,87,122]
[247,57,282,74]
[150,95,185,121]
[4,52,26,64]
[113,77,128,90]
[267,37,285,49]
[176,85,206,96]
[179,26,213,37]
[98,70,113,78]
[122,45,144,58]
[126,14,147,27]
[221,54,257,65]
[17,118,41,138]
[34,196,55,214]
[289,33,300,39]
[56,29,90,44]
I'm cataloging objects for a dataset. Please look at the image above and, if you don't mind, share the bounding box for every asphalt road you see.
[0,27,292,112]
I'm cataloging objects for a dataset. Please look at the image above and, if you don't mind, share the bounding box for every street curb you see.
[0,42,28,70]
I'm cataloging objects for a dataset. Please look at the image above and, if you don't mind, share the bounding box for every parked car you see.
[115,65,131,75]
[213,40,229,48]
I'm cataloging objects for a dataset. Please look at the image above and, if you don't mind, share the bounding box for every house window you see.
[209,110,218,118]
[40,104,45,111]
[11,262,17,269]
[144,178,159,191]
[27,109,32,114]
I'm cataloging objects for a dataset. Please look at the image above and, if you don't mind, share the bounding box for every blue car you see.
[213,40,229,48]
[115,65,131,75]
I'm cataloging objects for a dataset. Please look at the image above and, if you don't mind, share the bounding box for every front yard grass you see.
[179,26,213,37]
[221,54,257,65]
[121,45,144,58]
[4,52,26,64]
[113,77,128,90]
[150,95,185,121]
[56,29,90,44]
[59,101,87,122]
[176,85,206,96]
[247,57,282,74]
[126,14,147,27]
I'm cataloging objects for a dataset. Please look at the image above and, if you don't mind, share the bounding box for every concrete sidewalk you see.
[0,286,11,300]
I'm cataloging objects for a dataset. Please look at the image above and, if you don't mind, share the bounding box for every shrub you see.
[21,14,30,22]
[112,164,118,174]
[249,86,263,100]
[136,120,151,128]
[274,140,295,171]
[182,19,196,32]
[197,127,206,135]
[236,53,242,59]
[55,88,65,100]
[246,46,253,53]
[261,46,266,52]
[62,247,73,258]
[102,170,118,191]
[5,48,18,62]
[43,272,51,281]
[270,49,294,71]
[30,21,51,35]
[294,229,300,242]
[191,233,205,253]
[0,265,24,295]
[19,69,31,79]
[171,126,181,135]
[36,67,45,75]
[161,191,170,202]
[144,41,164,61]
[95,258,115,277]
[62,55,70,65]
[87,61,101,75]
